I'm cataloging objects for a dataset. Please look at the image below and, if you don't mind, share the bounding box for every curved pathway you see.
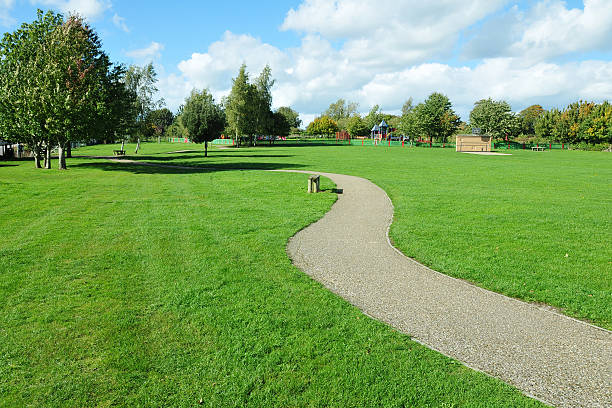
[282,170,611,408]
[99,158,611,407]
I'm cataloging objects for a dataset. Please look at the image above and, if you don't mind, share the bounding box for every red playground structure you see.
[336,130,351,143]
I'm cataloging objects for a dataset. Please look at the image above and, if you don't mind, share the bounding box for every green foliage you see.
[346,115,369,137]
[469,98,517,139]
[518,105,544,136]
[306,115,339,136]
[224,64,258,146]
[276,106,302,131]
[0,9,123,168]
[534,100,611,146]
[147,108,174,139]
[398,98,419,139]
[323,99,359,130]
[182,89,225,156]
[124,63,162,140]
[415,93,460,143]
[271,110,291,139]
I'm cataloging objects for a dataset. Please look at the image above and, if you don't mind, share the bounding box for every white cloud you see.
[282,0,509,68]
[32,0,111,20]
[464,0,612,61]
[112,13,128,32]
[126,41,164,62]
[157,0,612,126]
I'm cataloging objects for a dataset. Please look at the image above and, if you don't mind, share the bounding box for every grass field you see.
[1,141,609,406]
[84,141,611,328]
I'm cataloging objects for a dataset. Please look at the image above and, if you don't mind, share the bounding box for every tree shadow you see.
[0,163,19,167]
[70,160,304,175]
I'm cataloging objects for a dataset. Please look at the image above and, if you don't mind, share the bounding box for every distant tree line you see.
[309,94,611,149]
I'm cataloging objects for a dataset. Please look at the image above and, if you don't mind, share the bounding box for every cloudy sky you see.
[1,0,611,124]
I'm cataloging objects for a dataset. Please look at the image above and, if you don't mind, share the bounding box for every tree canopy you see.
[182,89,225,157]
[414,93,460,143]
[307,116,339,136]
[0,9,130,169]
[469,98,516,139]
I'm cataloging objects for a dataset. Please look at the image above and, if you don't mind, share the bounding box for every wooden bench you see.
[531,146,545,151]
[308,175,320,193]
[113,150,126,156]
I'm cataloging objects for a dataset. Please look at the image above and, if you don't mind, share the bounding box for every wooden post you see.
[308,175,320,193]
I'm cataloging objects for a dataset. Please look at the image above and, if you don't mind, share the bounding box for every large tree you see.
[346,115,369,137]
[306,116,339,137]
[469,98,516,139]
[147,108,174,143]
[0,10,63,168]
[253,65,274,145]
[182,89,225,157]
[124,63,162,152]
[414,93,460,143]
[0,10,116,169]
[225,64,257,147]
[276,106,301,132]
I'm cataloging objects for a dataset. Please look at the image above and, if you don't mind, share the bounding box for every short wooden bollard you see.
[308,175,320,193]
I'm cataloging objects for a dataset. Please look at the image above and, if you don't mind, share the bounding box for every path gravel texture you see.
[283,170,612,408]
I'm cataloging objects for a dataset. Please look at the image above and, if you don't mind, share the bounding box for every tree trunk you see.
[66,144,72,158]
[235,129,239,148]
[33,142,42,168]
[158,135,161,144]
[135,138,140,154]
[58,143,67,170]
[204,141,208,157]
[120,139,125,151]
[44,143,51,169]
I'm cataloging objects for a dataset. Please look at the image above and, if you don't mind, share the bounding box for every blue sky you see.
[1,0,611,124]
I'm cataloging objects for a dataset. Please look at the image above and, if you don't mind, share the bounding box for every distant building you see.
[456,134,492,152]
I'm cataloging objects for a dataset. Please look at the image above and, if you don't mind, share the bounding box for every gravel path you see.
[283,170,611,408]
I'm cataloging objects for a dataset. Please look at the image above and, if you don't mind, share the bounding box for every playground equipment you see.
[336,130,351,143]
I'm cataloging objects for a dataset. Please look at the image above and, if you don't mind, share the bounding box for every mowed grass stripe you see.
[1,159,543,406]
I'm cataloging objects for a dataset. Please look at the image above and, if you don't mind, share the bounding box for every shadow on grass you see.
[71,160,304,175]
[0,163,19,167]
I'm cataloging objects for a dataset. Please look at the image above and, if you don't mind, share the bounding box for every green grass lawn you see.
[0,150,545,407]
[1,141,609,406]
[88,141,611,328]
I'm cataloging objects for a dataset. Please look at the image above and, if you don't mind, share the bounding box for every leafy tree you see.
[346,115,369,137]
[323,98,358,130]
[147,108,174,143]
[97,64,138,146]
[398,98,419,140]
[0,10,115,169]
[415,93,460,143]
[534,109,561,142]
[124,62,162,152]
[182,89,225,157]
[0,10,63,168]
[253,65,274,144]
[225,64,257,147]
[306,116,339,137]
[469,98,515,139]
[270,110,291,144]
[518,104,544,136]
[276,106,301,132]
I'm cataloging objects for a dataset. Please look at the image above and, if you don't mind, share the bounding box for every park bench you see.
[531,146,545,151]
[113,149,126,156]
[308,175,320,193]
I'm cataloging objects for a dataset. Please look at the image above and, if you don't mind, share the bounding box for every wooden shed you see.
[456,134,492,152]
